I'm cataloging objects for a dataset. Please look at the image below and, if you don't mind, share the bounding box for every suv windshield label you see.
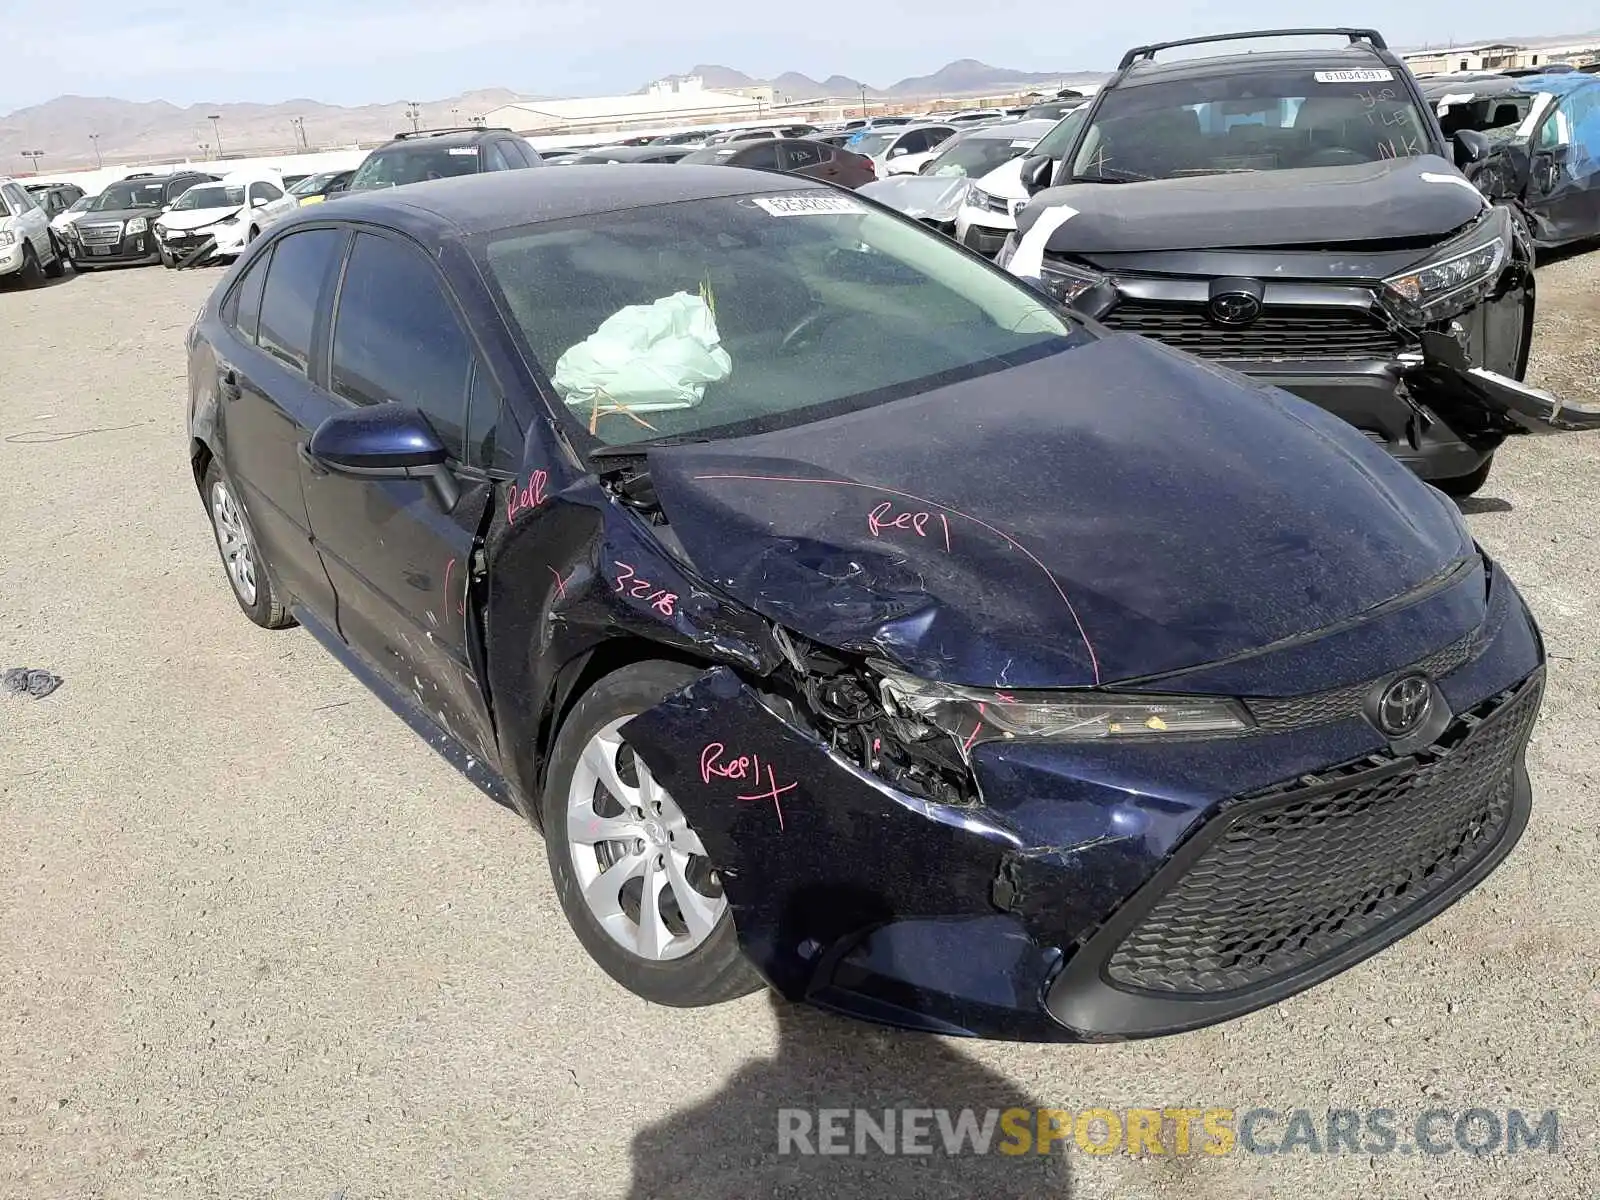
[1314,69,1394,83]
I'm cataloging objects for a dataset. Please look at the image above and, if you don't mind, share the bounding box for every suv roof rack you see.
[391,125,511,140]
[1119,28,1389,70]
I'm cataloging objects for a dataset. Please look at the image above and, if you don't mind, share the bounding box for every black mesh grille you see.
[1104,673,1542,996]
[1245,630,1481,732]
[1097,296,1405,360]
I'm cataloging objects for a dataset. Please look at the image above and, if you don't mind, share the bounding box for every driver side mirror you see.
[305,404,460,511]
[250,196,269,208]
[1020,154,1053,195]
[1453,129,1491,168]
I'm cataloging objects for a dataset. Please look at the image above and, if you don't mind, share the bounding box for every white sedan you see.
[954,105,1087,257]
[153,172,298,266]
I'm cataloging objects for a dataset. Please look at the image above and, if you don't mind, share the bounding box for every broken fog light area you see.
[875,668,1253,755]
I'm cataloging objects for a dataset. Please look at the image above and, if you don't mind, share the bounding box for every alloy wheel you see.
[566,718,727,961]
[210,479,258,605]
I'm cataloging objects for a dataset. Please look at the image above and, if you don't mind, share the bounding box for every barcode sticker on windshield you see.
[1314,69,1394,83]
[751,195,865,217]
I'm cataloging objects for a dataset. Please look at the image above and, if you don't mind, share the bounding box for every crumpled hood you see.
[858,174,971,222]
[647,333,1471,689]
[1017,155,1487,253]
[157,206,243,233]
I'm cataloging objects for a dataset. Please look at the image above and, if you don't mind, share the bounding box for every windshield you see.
[851,131,901,157]
[349,145,480,190]
[1071,69,1437,181]
[66,196,93,214]
[480,192,1082,448]
[289,172,338,195]
[171,185,244,211]
[89,181,168,211]
[924,133,1041,177]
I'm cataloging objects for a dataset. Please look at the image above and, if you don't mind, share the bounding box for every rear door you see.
[780,140,833,180]
[298,228,500,757]
[213,227,346,618]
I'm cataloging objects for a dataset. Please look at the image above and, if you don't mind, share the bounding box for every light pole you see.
[89,133,102,168]
[20,149,44,174]
[208,114,224,158]
[405,102,422,133]
[451,107,461,126]
[858,83,868,119]
[290,116,306,151]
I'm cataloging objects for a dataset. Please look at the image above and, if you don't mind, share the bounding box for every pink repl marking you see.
[867,501,950,551]
[506,470,548,523]
[691,473,1101,684]
[701,742,794,830]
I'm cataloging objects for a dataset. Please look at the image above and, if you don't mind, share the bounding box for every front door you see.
[297,228,499,759]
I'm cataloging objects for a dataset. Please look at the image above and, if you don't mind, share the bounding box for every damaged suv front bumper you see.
[621,560,1545,1042]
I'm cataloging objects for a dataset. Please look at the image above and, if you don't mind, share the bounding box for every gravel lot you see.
[2,248,1597,1200]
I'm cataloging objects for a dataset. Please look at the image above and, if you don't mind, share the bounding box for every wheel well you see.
[526,636,710,820]
[190,438,213,495]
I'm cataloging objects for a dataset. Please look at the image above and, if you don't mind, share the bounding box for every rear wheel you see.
[1436,454,1494,499]
[203,459,294,629]
[541,661,760,1007]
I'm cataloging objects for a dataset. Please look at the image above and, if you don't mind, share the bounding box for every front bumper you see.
[623,561,1545,1041]
[954,204,1016,258]
[68,226,160,266]
[0,241,25,276]
[157,222,243,260]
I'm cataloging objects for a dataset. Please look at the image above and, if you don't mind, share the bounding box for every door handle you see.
[296,442,329,475]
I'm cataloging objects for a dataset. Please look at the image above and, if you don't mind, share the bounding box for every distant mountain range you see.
[653,59,1103,101]
[1,60,1102,171]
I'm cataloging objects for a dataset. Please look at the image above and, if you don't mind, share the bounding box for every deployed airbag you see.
[551,291,732,430]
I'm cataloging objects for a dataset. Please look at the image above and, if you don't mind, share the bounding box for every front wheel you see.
[203,459,295,629]
[44,236,66,278]
[541,660,761,1007]
[1436,454,1495,499]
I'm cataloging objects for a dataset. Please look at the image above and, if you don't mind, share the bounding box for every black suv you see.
[1002,28,1599,495]
[346,126,544,193]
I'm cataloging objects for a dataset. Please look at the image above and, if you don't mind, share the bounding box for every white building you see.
[1400,34,1600,76]
[480,80,765,136]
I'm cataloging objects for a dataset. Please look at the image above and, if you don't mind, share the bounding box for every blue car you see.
[185,166,1547,1042]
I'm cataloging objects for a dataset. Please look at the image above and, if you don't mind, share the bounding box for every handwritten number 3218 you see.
[614,563,678,617]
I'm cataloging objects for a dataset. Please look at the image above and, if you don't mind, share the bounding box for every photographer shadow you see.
[626,887,1074,1199]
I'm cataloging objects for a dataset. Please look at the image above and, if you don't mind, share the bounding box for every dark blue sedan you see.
[184,166,1547,1042]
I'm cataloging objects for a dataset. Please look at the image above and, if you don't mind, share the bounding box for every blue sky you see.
[2,0,1596,111]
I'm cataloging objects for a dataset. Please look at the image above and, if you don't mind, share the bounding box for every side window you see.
[8,185,37,212]
[464,362,520,472]
[329,232,472,459]
[257,228,342,373]
[515,139,544,165]
[222,247,272,342]
[784,141,825,169]
[484,141,514,171]
[739,141,781,170]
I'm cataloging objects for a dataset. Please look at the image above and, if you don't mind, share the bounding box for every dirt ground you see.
[2,246,1597,1200]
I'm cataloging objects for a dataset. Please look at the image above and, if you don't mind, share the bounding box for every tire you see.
[1436,454,1494,499]
[541,660,761,1007]
[246,226,259,244]
[202,458,295,629]
[18,244,45,287]
[159,245,176,269]
[43,237,65,279]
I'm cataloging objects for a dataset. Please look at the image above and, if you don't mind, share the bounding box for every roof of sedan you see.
[318,165,824,234]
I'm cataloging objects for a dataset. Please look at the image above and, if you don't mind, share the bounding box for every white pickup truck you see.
[0,177,67,285]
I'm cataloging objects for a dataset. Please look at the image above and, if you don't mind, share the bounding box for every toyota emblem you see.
[1208,292,1262,327]
[1376,675,1432,739]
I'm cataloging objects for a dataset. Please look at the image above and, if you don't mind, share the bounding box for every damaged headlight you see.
[1038,258,1111,308]
[877,669,1252,751]
[1381,216,1510,324]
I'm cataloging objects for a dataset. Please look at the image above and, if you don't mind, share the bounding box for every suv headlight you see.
[125,217,149,234]
[1038,258,1109,306]
[1381,213,1511,324]
[0,230,15,248]
[878,668,1252,752]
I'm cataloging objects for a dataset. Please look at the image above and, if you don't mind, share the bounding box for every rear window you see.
[349,144,481,190]
[479,192,1081,448]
